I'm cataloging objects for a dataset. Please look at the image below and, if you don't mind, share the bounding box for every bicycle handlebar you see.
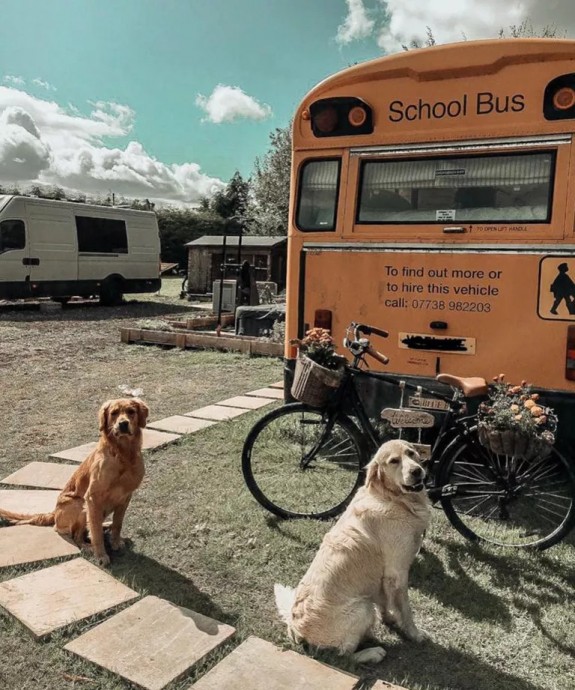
[345,322,390,366]
[355,323,389,339]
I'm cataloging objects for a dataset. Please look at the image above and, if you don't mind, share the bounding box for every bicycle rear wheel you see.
[437,428,575,549]
[242,403,366,519]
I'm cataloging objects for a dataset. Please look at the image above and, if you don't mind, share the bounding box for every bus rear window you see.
[297,159,340,231]
[357,151,555,224]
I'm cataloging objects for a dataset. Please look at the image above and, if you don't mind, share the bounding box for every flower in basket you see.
[477,374,558,457]
[290,327,344,370]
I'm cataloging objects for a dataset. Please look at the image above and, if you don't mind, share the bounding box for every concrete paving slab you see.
[189,636,359,690]
[0,525,79,568]
[184,405,249,421]
[50,442,97,463]
[246,387,284,399]
[269,381,284,389]
[1,462,76,490]
[147,416,216,434]
[0,490,60,515]
[65,595,235,690]
[0,558,138,637]
[142,427,182,450]
[49,429,181,462]
[217,396,273,410]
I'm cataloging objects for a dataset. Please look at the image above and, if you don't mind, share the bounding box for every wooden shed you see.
[185,235,287,294]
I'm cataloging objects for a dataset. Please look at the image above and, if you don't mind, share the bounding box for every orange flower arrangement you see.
[290,328,343,370]
[478,374,557,446]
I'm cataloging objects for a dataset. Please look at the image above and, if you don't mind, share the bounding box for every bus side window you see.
[0,220,25,253]
[296,159,341,231]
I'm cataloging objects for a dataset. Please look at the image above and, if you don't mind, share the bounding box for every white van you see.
[0,195,161,305]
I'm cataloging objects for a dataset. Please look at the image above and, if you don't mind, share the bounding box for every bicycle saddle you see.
[436,374,488,397]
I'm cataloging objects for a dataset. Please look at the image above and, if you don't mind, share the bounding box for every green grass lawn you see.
[0,290,574,690]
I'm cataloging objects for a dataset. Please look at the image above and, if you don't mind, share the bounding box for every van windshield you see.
[0,220,25,253]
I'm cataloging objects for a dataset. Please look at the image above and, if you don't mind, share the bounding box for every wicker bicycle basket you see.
[477,424,552,461]
[291,355,344,408]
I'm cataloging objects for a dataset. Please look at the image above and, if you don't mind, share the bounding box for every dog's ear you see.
[134,399,149,428]
[98,400,112,433]
[366,459,383,490]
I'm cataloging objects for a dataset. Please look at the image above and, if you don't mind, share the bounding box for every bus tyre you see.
[99,277,124,306]
[241,402,367,519]
[437,427,575,550]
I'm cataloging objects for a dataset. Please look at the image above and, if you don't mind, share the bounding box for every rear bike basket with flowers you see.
[290,328,346,407]
[477,375,558,459]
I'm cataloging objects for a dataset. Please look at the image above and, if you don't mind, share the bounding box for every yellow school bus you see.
[285,38,575,436]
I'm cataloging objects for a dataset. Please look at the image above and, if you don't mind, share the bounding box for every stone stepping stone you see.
[49,429,181,463]
[0,489,60,515]
[269,381,284,389]
[246,387,284,400]
[147,416,216,434]
[50,442,97,463]
[65,595,235,690]
[217,396,273,410]
[189,636,360,689]
[1,462,76,490]
[0,558,138,638]
[0,525,79,568]
[142,428,182,450]
[185,405,249,422]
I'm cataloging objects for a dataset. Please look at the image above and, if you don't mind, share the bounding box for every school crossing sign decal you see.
[538,257,575,321]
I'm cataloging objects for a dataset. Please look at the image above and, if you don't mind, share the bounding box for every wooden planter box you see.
[120,328,283,357]
[167,314,235,331]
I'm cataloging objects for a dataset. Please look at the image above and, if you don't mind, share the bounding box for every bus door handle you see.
[22,258,40,266]
[443,226,467,234]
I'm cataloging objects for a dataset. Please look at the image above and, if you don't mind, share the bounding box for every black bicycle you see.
[242,322,575,550]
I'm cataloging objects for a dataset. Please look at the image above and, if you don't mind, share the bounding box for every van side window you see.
[75,216,128,253]
[0,220,25,253]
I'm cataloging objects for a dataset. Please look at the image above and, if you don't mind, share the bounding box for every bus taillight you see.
[308,97,373,137]
[566,326,575,381]
[544,74,575,120]
[314,309,333,331]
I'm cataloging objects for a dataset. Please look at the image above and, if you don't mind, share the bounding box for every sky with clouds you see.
[0,0,574,206]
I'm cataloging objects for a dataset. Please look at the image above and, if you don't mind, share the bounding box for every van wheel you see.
[99,278,123,306]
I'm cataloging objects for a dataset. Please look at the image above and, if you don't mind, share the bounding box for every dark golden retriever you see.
[0,398,148,566]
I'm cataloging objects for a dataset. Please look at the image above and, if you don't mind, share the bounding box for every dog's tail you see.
[274,583,296,625]
[0,509,55,526]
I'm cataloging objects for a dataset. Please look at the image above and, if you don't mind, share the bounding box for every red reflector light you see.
[566,326,575,380]
[314,309,332,331]
[553,87,575,111]
[313,107,338,134]
[348,106,367,127]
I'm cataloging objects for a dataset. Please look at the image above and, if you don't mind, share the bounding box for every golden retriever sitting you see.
[275,439,431,664]
[0,398,149,567]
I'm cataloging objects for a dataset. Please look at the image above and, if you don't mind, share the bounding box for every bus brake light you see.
[314,309,333,331]
[308,97,373,137]
[553,87,575,111]
[566,326,575,381]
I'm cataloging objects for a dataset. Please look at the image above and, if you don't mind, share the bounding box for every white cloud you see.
[3,75,25,86]
[32,78,56,92]
[196,84,272,124]
[335,0,575,52]
[336,0,375,45]
[0,86,224,205]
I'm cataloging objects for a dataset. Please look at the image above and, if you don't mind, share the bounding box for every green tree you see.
[210,171,250,220]
[249,124,291,235]
[156,207,226,267]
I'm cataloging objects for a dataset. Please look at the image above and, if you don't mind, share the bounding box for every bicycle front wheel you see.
[242,403,366,519]
[438,428,575,549]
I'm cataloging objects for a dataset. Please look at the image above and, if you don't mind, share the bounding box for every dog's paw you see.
[407,627,430,643]
[95,552,111,567]
[352,646,387,664]
[110,537,125,552]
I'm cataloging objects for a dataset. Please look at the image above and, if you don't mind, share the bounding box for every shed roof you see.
[185,235,286,248]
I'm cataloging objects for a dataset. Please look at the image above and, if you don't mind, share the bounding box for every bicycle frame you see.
[313,364,476,481]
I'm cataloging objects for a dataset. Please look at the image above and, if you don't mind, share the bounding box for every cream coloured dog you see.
[275,439,431,664]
